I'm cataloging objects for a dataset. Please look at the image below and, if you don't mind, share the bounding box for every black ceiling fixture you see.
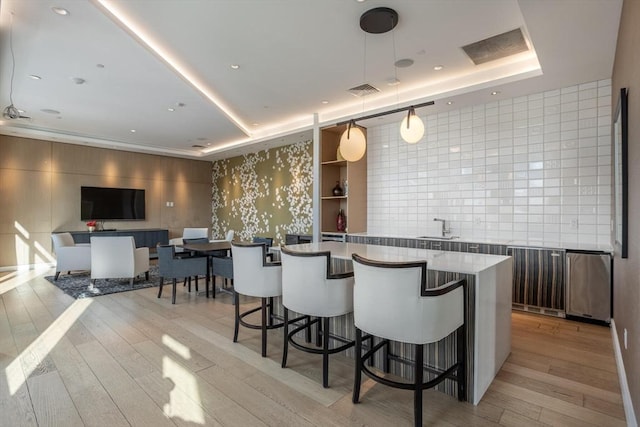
[359,7,398,34]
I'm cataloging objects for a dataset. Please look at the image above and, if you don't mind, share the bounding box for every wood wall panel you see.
[0,136,212,268]
[0,136,52,172]
[0,169,52,234]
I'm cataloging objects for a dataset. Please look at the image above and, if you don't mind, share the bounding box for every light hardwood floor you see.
[0,268,627,426]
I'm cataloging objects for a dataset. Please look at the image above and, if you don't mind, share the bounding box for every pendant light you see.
[338,7,432,159]
[400,106,424,143]
[339,120,366,162]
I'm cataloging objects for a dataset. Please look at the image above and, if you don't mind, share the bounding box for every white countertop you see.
[348,232,614,253]
[279,241,511,275]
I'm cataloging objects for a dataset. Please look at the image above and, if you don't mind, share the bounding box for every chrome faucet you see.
[433,218,450,237]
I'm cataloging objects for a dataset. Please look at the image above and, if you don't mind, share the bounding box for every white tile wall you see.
[367,79,612,246]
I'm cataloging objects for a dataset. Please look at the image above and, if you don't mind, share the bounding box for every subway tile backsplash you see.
[366,79,612,246]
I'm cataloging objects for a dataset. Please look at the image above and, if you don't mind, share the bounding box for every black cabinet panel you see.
[508,247,565,310]
[68,228,169,249]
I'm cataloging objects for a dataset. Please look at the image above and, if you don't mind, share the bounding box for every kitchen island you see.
[277,241,512,404]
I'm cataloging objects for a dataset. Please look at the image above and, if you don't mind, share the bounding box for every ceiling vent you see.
[348,83,380,97]
[462,28,529,65]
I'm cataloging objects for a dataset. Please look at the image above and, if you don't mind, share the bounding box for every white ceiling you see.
[0,0,622,161]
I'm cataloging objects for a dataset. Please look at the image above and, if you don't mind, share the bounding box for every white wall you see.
[367,79,612,246]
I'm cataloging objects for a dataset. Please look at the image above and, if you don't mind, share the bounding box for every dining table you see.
[180,241,232,298]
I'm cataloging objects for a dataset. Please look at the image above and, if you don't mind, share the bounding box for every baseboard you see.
[611,318,638,427]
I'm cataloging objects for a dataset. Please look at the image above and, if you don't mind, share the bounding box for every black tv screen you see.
[81,186,145,221]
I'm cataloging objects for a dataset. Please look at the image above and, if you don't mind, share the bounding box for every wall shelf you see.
[319,125,367,234]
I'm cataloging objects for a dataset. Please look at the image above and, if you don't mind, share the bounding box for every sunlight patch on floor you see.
[162,356,205,424]
[5,298,93,395]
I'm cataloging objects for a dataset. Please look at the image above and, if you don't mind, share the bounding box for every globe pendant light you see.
[340,120,366,162]
[400,107,424,143]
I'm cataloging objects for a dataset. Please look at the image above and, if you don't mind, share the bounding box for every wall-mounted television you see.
[81,186,146,221]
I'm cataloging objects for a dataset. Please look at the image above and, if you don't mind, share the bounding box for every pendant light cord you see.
[8,12,16,105]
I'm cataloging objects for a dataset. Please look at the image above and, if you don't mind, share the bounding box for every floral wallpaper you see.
[211,140,313,244]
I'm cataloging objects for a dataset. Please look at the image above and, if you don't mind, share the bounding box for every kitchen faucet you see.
[433,218,450,237]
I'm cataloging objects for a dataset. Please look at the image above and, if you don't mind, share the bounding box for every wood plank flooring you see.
[0,268,627,426]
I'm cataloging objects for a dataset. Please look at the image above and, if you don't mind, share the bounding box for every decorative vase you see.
[336,209,346,232]
[332,181,344,196]
[88,226,95,232]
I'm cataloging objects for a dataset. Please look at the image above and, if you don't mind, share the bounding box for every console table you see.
[63,228,169,253]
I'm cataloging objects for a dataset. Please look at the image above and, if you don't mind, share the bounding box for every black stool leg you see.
[414,344,424,427]
[322,316,330,388]
[267,296,274,327]
[172,278,177,304]
[457,325,466,401]
[316,317,322,347]
[352,328,363,403]
[157,277,164,298]
[261,297,267,357]
[233,290,240,343]
[281,308,289,368]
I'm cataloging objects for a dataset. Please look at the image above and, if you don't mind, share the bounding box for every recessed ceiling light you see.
[167,108,175,112]
[52,7,69,16]
[491,90,501,95]
[29,75,41,80]
[96,63,105,68]
[130,129,136,133]
[230,64,240,69]
[447,101,453,105]
[386,78,400,86]
[321,100,329,104]
[252,123,260,126]
[395,58,414,68]
[71,77,86,85]
[41,108,60,114]
[433,65,443,71]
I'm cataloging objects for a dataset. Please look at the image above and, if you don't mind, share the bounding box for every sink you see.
[416,235,459,240]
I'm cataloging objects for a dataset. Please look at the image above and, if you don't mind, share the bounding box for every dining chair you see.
[252,236,274,261]
[351,253,467,427]
[180,237,210,292]
[231,242,283,357]
[280,246,355,388]
[157,244,208,304]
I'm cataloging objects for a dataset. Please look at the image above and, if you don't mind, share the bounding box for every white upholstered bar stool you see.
[351,253,467,427]
[231,241,284,357]
[280,247,355,388]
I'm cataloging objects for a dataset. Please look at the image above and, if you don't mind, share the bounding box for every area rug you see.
[45,266,161,299]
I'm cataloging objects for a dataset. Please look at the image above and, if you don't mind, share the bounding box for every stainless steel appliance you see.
[565,251,612,323]
[321,232,347,242]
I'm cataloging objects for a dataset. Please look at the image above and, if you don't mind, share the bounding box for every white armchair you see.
[90,236,149,286]
[51,232,91,280]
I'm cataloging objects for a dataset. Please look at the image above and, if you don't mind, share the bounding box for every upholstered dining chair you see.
[351,253,467,427]
[252,236,274,261]
[90,236,149,287]
[168,227,209,253]
[280,247,355,388]
[157,245,208,304]
[51,232,91,280]
[180,237,210,292]
[231,241,283,357]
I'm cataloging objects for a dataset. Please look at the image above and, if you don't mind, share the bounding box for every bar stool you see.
[351,253,467,427]
[280,247,355,388]
[231,242,283,357]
